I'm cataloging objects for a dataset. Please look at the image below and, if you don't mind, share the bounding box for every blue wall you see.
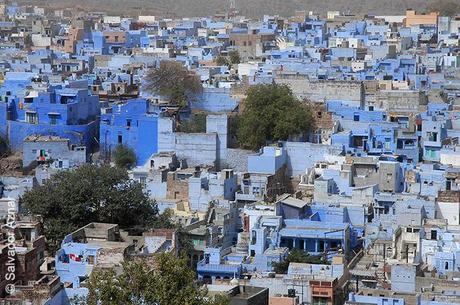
[100,99,159,166]
[8,120,98,150]
[0,85,100,150]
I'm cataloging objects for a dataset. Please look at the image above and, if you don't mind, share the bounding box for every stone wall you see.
[275,74,364,104]
[226,148,252,172]
[166,172,189,200]
[373,90,428,111]
[175,133,217,167]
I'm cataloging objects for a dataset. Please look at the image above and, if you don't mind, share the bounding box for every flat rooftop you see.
[24,135,69,142]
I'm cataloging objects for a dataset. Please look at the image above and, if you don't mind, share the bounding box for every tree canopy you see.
[113,144,137,168]
[215,51,240,67]
[228,50,241,65]
[215,55,230,67]
[144,60,202,107]
[86,254,229,305]
[179,113,207,133]
[237,83,314,150]
[272,249,326,274]
[21,164,159,252]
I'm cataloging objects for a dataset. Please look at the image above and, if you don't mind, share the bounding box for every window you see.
[318,240,325,251]
[384,138,391,150]
[49,114,59,125]
[26,112,38,124]
[446,179,452,191]
[118,135,122,144]
[387,173,393,182]
[427,132,438,142]
[425,148,436,158]
[251,230,257,245]
[126,119,131,128]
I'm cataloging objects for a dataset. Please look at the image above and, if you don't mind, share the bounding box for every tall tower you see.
[228,0,237,19]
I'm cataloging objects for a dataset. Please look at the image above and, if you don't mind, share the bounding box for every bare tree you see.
[144,60,202,107]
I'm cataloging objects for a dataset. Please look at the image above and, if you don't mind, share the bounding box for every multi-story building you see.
[0,82,100,151]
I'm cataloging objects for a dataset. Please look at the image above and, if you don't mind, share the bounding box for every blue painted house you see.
[421,106,450,162]
[0,82,100,150]
[279,219,351,259]
[100,98,159,166]
[55,223,132,301]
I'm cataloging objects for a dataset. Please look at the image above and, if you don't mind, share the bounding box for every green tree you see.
[179,113,207,133]
[149,208,176,230]
[86,254,229,305]
[428,0,460,16]
[228,50,241,65]
[227,115,240,148]
[272,249,326,274]
[144,60,202,107]
[237,83,314,150]
[113,144,137,168]
[21,164,159,252]
[23,34,33,51]
[215,55,230,67]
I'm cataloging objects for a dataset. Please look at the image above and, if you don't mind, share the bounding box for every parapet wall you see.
[275,75,364,104]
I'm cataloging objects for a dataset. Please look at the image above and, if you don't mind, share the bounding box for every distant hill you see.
[22,0,431,18]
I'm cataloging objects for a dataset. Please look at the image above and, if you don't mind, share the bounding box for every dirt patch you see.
[0,152,25,177]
